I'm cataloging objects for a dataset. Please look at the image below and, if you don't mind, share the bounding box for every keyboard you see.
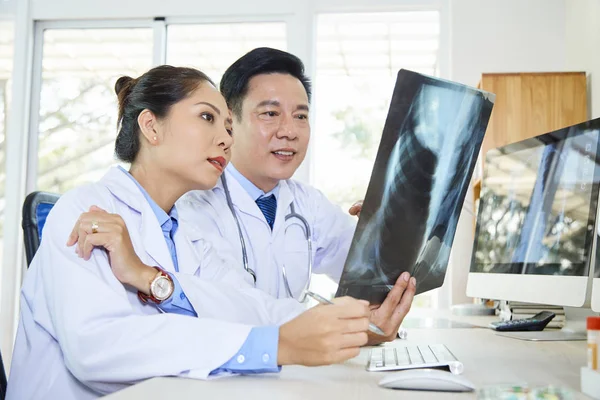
[367,344,464,375]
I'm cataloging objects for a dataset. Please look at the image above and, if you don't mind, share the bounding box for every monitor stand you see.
[496,307,598,341]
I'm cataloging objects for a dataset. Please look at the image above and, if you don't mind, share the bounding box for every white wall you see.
[443,0,570,306]
[450,0,568,87]
[566,0,600,119]
[0,0,17,16]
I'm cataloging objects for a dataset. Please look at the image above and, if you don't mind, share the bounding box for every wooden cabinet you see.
[472,72,588,217]
[478,72,587,159]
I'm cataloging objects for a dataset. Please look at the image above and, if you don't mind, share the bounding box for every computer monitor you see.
[592,217,600,312]
[467,117,600,340]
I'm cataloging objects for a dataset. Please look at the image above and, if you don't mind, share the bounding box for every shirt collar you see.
[226,163,279,201]
[117,166,177,229]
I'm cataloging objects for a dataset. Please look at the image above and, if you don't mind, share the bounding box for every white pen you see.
[305,290,386,336]
[398,328,408,340]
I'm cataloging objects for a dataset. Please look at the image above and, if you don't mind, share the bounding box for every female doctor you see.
[6,66,372,400]
[71,48,418,346]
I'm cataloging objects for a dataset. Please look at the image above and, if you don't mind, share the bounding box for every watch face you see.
[151,276,173,301]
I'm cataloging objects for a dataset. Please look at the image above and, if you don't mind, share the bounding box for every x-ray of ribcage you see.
[336,70,495,304]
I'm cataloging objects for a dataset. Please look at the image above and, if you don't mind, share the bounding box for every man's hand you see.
[348,200,363,217]
[67,205,156,293]
[367,272,416,345]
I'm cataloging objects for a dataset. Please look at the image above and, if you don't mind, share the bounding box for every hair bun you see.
[115,76,134,96]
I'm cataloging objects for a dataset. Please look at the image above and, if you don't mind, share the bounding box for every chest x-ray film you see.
[336,69,495,304]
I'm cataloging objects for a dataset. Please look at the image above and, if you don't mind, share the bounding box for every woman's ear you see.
[138,109,160,145]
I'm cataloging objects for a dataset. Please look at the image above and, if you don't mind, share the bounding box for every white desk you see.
[106,315,591,399]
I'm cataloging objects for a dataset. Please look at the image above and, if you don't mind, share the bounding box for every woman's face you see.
[155,82,233,191]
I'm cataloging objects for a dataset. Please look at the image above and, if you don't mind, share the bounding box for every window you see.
[35,28,153,192]
[166,22,286,83]
[312,11,440,306]
[0,20,14,295]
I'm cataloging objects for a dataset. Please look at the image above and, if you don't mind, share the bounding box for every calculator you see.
[489,311,556,332]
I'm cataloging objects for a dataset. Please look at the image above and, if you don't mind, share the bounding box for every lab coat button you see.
[262,353,270,363]
[237,354,245,364]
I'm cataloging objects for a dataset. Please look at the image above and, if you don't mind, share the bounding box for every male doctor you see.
[177,47,416,343]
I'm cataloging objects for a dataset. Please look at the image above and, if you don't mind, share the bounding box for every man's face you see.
[230,73,310,191]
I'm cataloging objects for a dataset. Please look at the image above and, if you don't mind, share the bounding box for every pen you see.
[398,328,408,340]
[305,290,386,336]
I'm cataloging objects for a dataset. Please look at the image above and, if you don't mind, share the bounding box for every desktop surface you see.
[402,317,479,329]
[105,313,589,400]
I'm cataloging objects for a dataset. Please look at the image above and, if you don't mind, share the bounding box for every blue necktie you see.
[256,194,277,230]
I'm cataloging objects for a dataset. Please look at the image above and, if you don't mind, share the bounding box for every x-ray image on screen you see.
[468,119,600,280]
[336,70,495,304]
[472,126,600,278]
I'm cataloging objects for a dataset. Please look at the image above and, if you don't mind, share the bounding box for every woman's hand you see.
[67,206,156,294]
[278,296,370,366]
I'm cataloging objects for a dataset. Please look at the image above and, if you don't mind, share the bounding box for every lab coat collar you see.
[100,167,202,274]
[100,167,146,214]
[216,170,265,223]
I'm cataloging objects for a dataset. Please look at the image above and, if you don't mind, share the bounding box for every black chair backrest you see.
[1,347,7,400]
[22,191,60,267]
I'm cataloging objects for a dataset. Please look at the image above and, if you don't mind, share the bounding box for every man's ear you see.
[138,109,160,145]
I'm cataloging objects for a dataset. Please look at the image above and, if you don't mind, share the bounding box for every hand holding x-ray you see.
[366,272,416,345]
[348,200,364,217]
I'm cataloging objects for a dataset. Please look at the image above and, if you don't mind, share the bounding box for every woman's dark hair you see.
[114,65,215,163]
[219,47,311,120]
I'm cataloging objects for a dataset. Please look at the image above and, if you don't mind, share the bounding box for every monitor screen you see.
[471,120,600,278]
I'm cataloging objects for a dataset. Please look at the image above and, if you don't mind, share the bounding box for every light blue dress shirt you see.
[227,163,280,201]
[212,325,280,375]
[119,166,280,373]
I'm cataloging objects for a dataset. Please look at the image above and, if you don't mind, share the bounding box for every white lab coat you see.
[177,168,357,299]
[7,167,304,400]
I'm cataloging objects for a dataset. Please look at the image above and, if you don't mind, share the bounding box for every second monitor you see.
[467,118,600,340]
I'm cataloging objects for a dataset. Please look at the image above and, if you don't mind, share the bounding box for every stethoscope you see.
[221,174,313,302]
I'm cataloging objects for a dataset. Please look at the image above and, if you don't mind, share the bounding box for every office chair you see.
[22,191,60,267]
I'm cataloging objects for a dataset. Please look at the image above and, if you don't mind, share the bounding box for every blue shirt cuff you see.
[211,326,281,375]
[157,273,197,317]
